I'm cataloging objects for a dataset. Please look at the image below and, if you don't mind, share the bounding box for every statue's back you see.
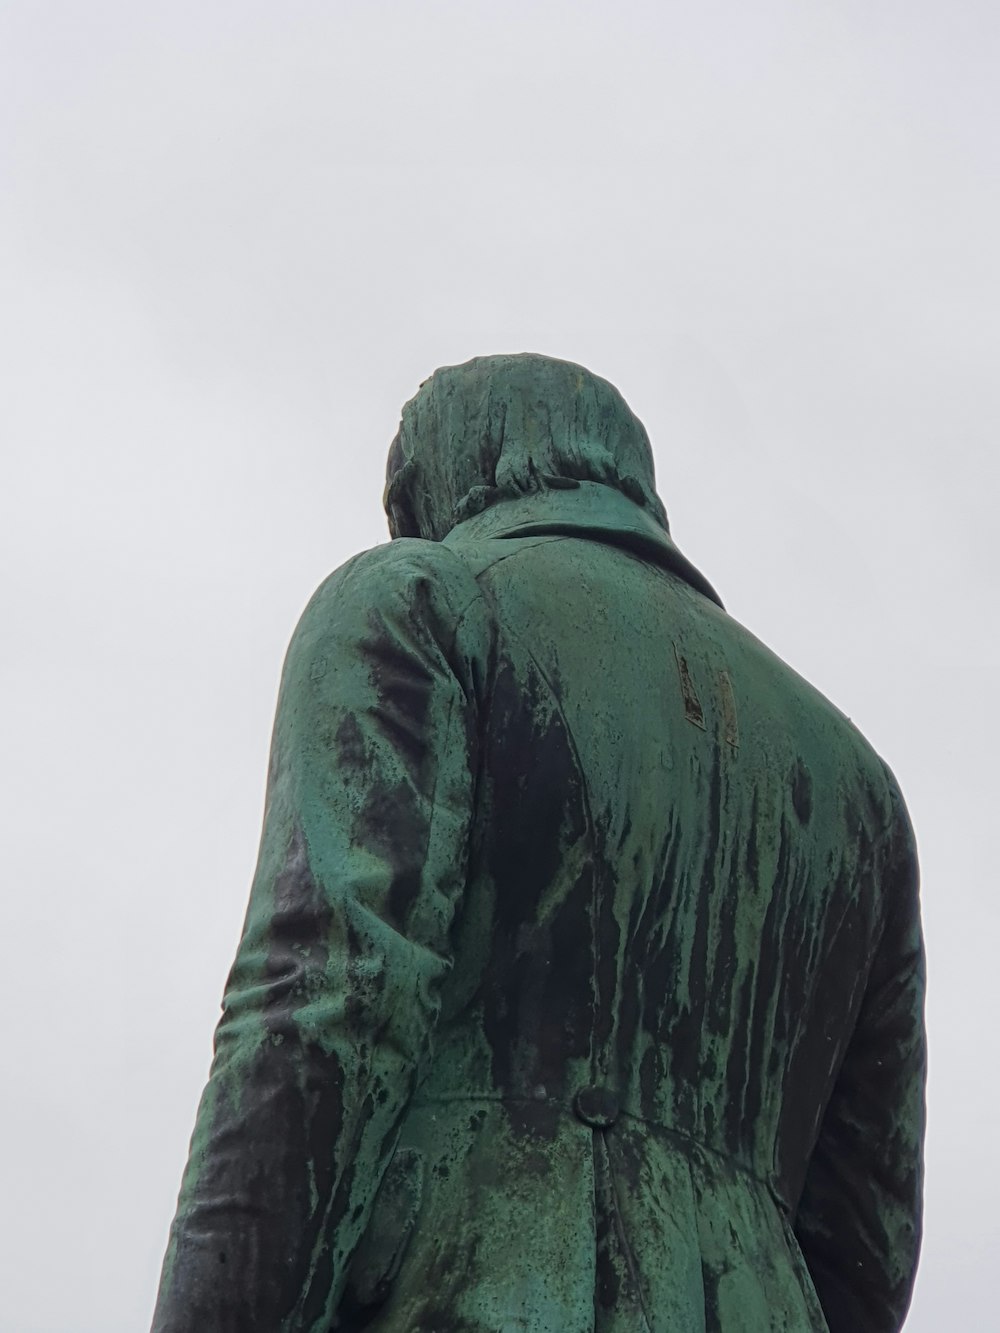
[360,505,922,1332]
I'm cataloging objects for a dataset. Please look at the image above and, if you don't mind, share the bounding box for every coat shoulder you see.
[280,540,495,705]
[311,537,486,609]
[295,538,491,646]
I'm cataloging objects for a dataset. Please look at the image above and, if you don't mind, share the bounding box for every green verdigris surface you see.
[152,356,925,1332]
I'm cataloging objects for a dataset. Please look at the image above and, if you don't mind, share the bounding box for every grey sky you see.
[2,3,997,1329]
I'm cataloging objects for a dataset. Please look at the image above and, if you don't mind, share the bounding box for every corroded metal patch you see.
[674,646,705,730]
[718,669,739,750]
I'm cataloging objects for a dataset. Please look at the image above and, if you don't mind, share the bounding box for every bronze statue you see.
[152,354,925,1331]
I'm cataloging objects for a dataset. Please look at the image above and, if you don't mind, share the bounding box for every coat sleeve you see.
[793,773,926,1332]
[151,540,490,1333]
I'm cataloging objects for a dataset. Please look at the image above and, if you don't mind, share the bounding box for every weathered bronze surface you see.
[152,355,925,1332]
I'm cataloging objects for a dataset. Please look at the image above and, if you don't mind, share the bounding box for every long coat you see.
[152,480,925,1333]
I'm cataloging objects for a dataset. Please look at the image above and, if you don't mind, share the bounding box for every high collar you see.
[442,480,724,609]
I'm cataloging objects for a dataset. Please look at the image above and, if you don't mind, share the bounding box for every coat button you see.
[574,1085,620,1128]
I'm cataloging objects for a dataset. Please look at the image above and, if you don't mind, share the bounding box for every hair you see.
[383,353,669,541]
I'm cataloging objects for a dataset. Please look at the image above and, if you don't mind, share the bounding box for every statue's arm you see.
[794,780,926,1333]
[151,541,488,1333]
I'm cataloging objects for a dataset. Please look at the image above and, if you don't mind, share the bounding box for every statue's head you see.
[384,353,669,541]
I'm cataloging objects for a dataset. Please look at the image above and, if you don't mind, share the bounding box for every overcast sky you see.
[2,4,997,1330]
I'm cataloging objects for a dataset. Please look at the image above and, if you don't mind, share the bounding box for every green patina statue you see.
[152,355,925,1332]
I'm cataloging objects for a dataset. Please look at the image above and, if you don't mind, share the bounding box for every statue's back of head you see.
[383,352,670,541]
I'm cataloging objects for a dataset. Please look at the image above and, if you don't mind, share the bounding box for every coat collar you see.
[443,480,724,609]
